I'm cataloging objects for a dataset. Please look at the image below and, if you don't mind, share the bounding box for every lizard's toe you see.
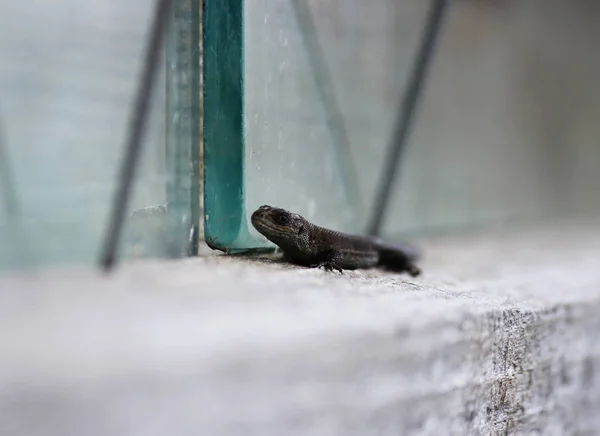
[314,262,341,273]
[324,263,343,274]
[407,264,422,277]
[311,262,330,271]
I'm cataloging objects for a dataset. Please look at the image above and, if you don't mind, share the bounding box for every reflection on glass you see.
[0,0,198,270]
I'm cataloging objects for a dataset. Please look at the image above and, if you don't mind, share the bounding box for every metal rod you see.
[99,0,174,272]
[367,0,449,236]
[290,0,364,217]
[0,111,34,268]
[0,120,19,222]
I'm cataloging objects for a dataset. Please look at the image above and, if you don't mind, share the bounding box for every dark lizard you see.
[251,205,422,277]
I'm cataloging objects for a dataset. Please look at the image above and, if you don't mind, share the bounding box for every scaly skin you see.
[251,205,422,276]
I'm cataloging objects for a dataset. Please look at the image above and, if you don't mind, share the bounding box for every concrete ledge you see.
[1,219,599,435]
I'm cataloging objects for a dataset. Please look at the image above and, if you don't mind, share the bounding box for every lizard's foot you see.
[406,264,422,277]
[310,249,344,273]
[311,261,343,274]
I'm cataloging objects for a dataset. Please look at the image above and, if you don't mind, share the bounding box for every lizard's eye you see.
[275,213,289,225]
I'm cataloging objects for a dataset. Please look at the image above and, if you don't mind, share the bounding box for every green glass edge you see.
[165,0,201,257]
[202,0,271,252]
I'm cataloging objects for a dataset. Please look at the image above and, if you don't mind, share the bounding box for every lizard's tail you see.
[370,237,422,277]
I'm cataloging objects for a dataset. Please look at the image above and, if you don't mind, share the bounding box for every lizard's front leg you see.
[310,249,344,273]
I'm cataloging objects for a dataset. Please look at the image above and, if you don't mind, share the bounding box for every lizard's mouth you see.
[251,207,287,242]
[250,208,271,234]
[251,207,266,223]
[251,205,272,221]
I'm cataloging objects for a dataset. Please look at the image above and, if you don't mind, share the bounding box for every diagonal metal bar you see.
[0,110,35,268]
[368,0,449,236]
[99,0,174,272]
[290,0,364,218]
[0,118,19,223]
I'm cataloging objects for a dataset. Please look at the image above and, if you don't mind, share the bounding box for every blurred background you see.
[0,0,599,271]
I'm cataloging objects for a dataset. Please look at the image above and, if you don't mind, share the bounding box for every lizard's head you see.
[251,205,306,244]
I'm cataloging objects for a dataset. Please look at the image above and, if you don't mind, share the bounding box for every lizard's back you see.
[309,224,420,274]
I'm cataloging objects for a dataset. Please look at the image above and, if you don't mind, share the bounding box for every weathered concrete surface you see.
[0,219,599,436]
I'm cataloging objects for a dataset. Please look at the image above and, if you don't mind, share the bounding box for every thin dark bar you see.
[0,119,18,222]
[99,0,174,272]
[367,0,449,236]
[0,112,34,268]
[290,0,363,215]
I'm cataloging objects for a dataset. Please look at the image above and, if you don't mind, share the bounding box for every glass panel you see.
[244,0,370,233]
[165,0,201,258]
[0,0,199,270]
[203,0,600,251]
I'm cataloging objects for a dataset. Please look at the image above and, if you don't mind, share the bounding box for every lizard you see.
[251,205,422,276]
